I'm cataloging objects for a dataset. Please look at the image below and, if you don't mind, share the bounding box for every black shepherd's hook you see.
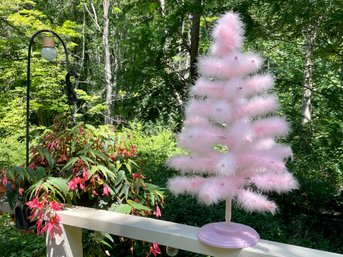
[26,30,78,169]
[65,71,78,105]
[66,71,78,126]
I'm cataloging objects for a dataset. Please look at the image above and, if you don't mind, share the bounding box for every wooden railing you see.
[1,202,342,257]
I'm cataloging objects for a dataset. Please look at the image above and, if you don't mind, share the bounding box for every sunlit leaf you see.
[110,204,132,214]
[127,200,151,212]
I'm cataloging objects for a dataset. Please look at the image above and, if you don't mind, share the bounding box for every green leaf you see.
[146,183,164,192]
[47,177,68,195]
[124,162,132,173]
[123,184,129,200]
[61,157,79,171]
[42,148,54,171]
[41,182,55,195]
[127,200,151,212]
[99,239,112,248]
[79,155,94,167]
[114,170,126,186]
[103,232,114,243]
[13,166,27,181]
[110,204,132,214]
[97,165,116,180]
[27,179,44,199]
[89,149,108,161]
[5,182,17,210]
[112,7,122,14]
[85,124,96,131]
[103,140,108,154]
[27,167,47,183]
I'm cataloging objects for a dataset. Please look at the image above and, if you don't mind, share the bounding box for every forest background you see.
[0,0,342,255]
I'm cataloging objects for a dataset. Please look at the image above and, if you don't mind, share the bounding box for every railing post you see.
[46,224,83,257]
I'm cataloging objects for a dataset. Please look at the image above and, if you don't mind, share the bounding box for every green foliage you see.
[0,0,82,169]
[2,121,164,256]
[0,213,45,257]
[0,136,25,169]
[127,122,180,163]
[124,122,182,187]
[0,0,342,255]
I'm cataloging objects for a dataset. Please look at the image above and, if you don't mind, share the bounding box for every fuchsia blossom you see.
[68,176,88,191]
[79,181,86,190]
[132,173,145,180]
[26,196,44,210]
[154,204,162,218]
[29,162,36,169]
[18,188,25,196]
[41,214,61,238]
[2,176,7,186]
[130,145,136,156]
[49,201,64,211]
[68,170,91,191]
[36,219,43,235]
[146,243,161,257]
[68,177,80,190]
[102,185,110,196]
[82,168,89,179]
[26,197,63,238]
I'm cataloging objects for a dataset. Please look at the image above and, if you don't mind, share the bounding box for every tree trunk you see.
[301,27,316,125]
[189,0,202,82]
[159,0,165,16]
[103,0,113,124]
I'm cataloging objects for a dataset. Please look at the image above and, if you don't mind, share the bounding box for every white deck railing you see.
[1,202,342,257]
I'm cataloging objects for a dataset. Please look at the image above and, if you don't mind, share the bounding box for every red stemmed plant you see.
[2,121,164,255]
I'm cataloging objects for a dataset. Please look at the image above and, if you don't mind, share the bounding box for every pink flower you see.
[36,219,43,234]
[102,185,110,196]
[121,148,129,157]
[49,201,63,211]
[41,215,61,238]
[18,188,25,196]
[146,243,161,257]
[79,182,86,190]
[47,141,56,150]
[132,173,145,180]
[29,162,36,169]
[2,176,7,186]
[130,145,136,156]
[154,204,162,218]
[26,197,45,220]
[28,209,39,221]
[68,177,80,190]
[82,168,89,179]
[26,197,43,210]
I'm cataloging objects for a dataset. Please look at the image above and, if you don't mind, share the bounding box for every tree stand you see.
[197,199,260,248]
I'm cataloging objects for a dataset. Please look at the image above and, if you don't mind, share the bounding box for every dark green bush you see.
[0,213,45,257]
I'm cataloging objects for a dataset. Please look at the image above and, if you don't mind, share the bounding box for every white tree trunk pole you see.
[225,198,232,224]
[301,27,316,125]
[189,0,201,81]
[159,0,165,16]
[103,0,113,124]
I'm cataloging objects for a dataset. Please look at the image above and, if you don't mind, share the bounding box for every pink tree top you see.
[167,12,298,215]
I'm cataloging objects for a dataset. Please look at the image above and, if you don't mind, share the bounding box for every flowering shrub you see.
[2,122,164,256]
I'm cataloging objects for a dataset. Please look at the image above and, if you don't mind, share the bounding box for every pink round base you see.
[197,222,260,248]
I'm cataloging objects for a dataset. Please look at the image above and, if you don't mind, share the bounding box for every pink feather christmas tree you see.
[167,12,298,248]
